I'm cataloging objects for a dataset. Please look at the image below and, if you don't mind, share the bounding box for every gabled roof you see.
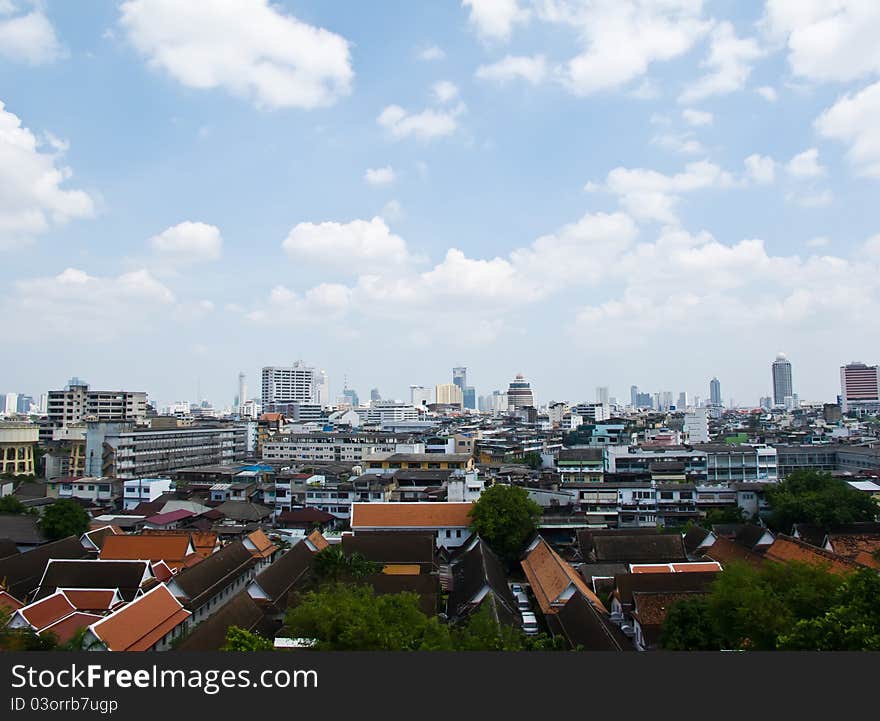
[551,591,626,651]
[35,559,152,602]
[701,536,765,568]
[341,531,436,567]
[213,501,272,522]
[827,533,880,564]
[39,611,103,645]
[15,591,76,631]
[305,530,329,552]
[100,535,196,570]
[0,514,46,546]
[144,509,195,526]
[60,589,121,612]
[169,542,255,610]
[764,535,861,574]
[80,525,123,552]
[362,573,439,617]
[176,590,269,651]
[447,537,515,621]
[0,536,89,601]
[277,508,335,525]
[683,526,714,555]
[351,502,474,529]
[614,571,719,607]
[87,584,190,651]
[0,538,20,560]
[244,529,278,560]
[521,536,607,615]
[630,562,722,574]
[248,541,313,609]
[0,589,24,613]
[591,534,688,564]
[632,591,707,645]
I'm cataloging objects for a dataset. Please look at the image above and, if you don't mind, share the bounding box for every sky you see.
[1,0,879,410]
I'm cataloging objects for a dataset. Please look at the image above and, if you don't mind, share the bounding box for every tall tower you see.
[772,353,793,407]
[238,372,247,412]
[709,378,722,407]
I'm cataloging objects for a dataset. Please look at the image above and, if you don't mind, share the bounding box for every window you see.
[445,530,451,538]
[455,530,462,538]
[660,491,673,499]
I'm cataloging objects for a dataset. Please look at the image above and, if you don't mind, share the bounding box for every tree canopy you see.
[0,495,30,515]
[311,545,382,583]
[468,483,542,564]
[659,560,873,651]
[222,626,275,651]
[39,499,90,540]
[765,470,878,531]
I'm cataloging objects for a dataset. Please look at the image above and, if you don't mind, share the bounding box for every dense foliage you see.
[311,545,382,583]
[765,470,878,531]
[468,483,542,564]
[39,499,90,540]
[222,626,275,651]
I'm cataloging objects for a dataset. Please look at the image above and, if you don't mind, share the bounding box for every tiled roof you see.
[170,542,255,610]
[39,612,102,645]
[632,591,706,626]
[631,562,723,574]
[277,508,336,525]
[614,571,719,607]
[100,535,195,569]
[61,589,119,611]
[351,502,474,529]
[176,590,268,651]
[826,534,880,564]
[245,529,278,559]
[341,531,435,566]
[702,536,764,568]
[35,559,152,602]
[521,536,607,615]
[88,584,190,651]
[250,541,313,608]
[0,589,24,613]
[0,536,88,601]
[764,535,861,574]
[305,530,329,551]
[591,534,688,564]
[18,591,76,631]
[144,509,195,526]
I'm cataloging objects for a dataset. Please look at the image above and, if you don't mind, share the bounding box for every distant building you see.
[410,385,433,409]
[840,362,880,413]
[630,385,639,408]
[772,353,793,407]
[507,374,534,410]
[709,377,722,407]
[0,423,39,476]
[596,387,609,405]
[261,362,319,407]
[43,379,147,442]
[370,388,381,403]
[435,383,463,408]
[684,407,709,443]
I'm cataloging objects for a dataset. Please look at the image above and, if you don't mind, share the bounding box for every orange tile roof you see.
[351,502,474,529]
[151,561,174,583]
[631,562,723,573]
[521,536,607,616]
[100,535,195,569]
[246,529,278,559]
[764,535,860,575]
[61,590,118,611]
[190,532,219,558]
[853,551,880,570]
[39,612,103,645]
[88,585,190,651]
[702,536,764,568]
[306,530,329,551]
[19,592,76,631]
[0,590,23,613]
[827,534,880,564]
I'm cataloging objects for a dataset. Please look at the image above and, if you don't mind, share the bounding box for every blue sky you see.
[1,0,879,409]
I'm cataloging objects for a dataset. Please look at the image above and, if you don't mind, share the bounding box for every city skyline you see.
[2,2,879,408]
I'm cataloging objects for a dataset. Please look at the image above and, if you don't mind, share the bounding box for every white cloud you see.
[786,147,826,179]
[149,221,223,263]
[463,0,530,42]
[756,85,777,102]
[682,108,713,126]
[763,0,880,83]
[475,54,547,84]
[865,234,880,257]
[744,154,775,184]
[418,45,445,61]
[806,236,830,248]
[815,81,880,178]
[0,3,62,64]
[364,166,395,186]
[119,0,353,109]
[381,199,403,221]
[788,189,833,208]
[652,132,704,156]
[0,100,95,249]
[679,21,763,103]
[281,217,418,273]
[432,80,459,104]
[377,102,465,140]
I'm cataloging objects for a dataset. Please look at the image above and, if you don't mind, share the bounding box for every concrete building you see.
[410,385,433,409]
[840,362,880,413]
[709,378,722,407]
[0,423,39,476]
[684,407,709,443]
[772,353,794,407]
[357,401,419,425]
[122,477,173,510]
[435,383,463,408]
[43,379,147,440]
[85,421,247,479]
[262,432,422,463]
[261,362,319,407]
[507,374,534,410]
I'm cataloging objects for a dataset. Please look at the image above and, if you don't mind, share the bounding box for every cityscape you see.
[2,0,880,664]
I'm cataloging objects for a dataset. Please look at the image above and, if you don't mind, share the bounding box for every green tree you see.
[285,583,453,651]
[469,484,542,564]
[222,626,275,651]
[311,545,382,583]
[0,495,30,515]
[778,569,880,650]
[521,452,542,470]
[660,596,724,650]
[452,603,525,651]
[39,499,90,540]
[765,470,878,531]
[704,506,746,526]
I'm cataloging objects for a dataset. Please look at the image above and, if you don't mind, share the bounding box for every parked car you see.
[510,583,524,595]
[514,592,530,612]
[521,611,539,636]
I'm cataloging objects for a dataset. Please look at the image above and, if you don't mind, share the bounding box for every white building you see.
[122,477,173,510]
[357,401,419,425]
[684,407,709,443]
[410,385,434,409]
[261,362,320,407]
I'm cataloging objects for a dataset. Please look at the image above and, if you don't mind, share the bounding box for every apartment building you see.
[261,432,423,463]
[42,379,147,441]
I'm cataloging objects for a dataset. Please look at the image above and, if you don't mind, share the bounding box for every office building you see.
[596,387,609,405]
[840,362,880,413]
[261,362,320,407]
[507,374,534,410]
[370,388,382,404]
[709,377,722,407]
[677,392,688,409]
[772,353,793,407]
[410,385,433,409]
[435,383,463,408]
[684,407,709,443]
[43,379,147,441]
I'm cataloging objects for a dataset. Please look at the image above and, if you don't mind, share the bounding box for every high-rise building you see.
[677,392,688,409]
[630,385,639,408]
[410,385,433,409]
[238,372,247,413]
[370,388,382,403]
[452,367,467,392]
[507,374,534,410]
[635,392,653,409]
[596,387,609,405]
[343,388,360,408]
[44,379,147,438]
[17,395,34,414]
[435,383,463,408]
[709,377,722,407]
[4,393,18,415]
[315,370,330,408]
[684,407,709,443]
[840,362,880,413]
[772,353,793,407]
[262,362,319,407]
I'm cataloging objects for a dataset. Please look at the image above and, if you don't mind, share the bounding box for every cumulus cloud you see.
[786,148,826,179]
[149,221,223,263]
[119,0,353,109]
[281,217,418,273]
[475,54,547,84]
[377,102,465,140]
[418,45,445,61]
[463,0,530,42]
[0,100,95,249]
[815,81,880,178]
[364,166,395,186]
[763,0,880,83]
[0,2,62,64]
[679,21,763,103]
[744,154,776,184]
[682,109,713,126]
[756,86,777,102]
[432,80,460,104]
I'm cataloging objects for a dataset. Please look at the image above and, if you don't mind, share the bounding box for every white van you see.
[521,611,539,636]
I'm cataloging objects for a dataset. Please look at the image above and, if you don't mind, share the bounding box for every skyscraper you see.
[435,383,463,407]
[452,367,467,391]
[772,353,793,407]
[238,372,247,413]
[507,374,534,410]
[630,385,638,408]
[262,361,318,406]
[370,388,382,403]
[596,386,609,405]
[709,378,722,407]
[840,362,880,413]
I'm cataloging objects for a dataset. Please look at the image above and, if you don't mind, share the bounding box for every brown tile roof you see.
[632,591,706,627]
[88,584,190,651]
[61,589,119,611]
[351,502,474,529]
[152,561,173,583]
[81,525,123,551]
[245,529,278,559]
[631,562,723,573]
[0,536,89,601]
[306,529,329,551]
[40,612,103,645]
[176,590,268,651]
[764,535,861,574]
[18,591,76,631]
[100,535,195,570]
[521,536,607,616]
[826,534,880,564]
[169,542,255,610]
[702,536,765,568]
[0,589,23,613]
[140,530,219,558]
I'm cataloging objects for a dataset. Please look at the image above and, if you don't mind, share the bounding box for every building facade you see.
[840,362,880,413]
